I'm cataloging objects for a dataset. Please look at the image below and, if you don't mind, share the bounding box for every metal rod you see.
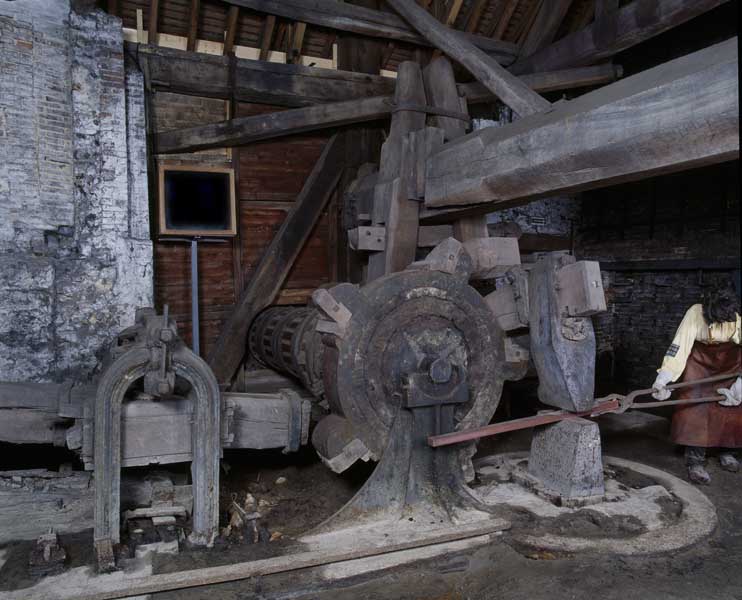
[428,372,741,448]
[428,399,620,448]
[630,395,724,409]
[191,238,200,356]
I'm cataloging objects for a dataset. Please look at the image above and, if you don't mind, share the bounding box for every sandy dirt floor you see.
[147,417,741,600]
[1,414,739,600]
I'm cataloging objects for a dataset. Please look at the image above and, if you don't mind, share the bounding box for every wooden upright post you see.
[366,61,427,281]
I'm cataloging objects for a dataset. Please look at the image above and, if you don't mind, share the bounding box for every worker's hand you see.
[651,369,673,401]
[718,377,742,407]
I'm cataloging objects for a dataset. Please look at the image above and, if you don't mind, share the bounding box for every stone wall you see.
[0,0,152,382]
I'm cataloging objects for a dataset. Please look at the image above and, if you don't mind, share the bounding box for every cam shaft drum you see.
[314,241,527,459]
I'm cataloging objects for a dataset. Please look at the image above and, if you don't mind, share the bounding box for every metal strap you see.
[282,389,303,454]
[391,102,470,122]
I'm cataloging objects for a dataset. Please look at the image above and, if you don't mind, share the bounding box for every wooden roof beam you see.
[491,0,519,39]
[153,62,620,155]
[289,21,307,64]
[223,5,240,55]
[386,0,551,116]
[421,38,739,221]
[187,0,200,52]
[511,0,731,74]
[592,0,619,50]
[519,0,573,57]
[148,0,160,46]
[220,0,519,63]
[464,0,488,33]
[259,14,276,61]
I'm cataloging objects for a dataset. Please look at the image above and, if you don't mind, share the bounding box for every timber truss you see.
[109,0,738,384]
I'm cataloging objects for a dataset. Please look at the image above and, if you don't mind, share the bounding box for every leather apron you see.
[670,341,742,448]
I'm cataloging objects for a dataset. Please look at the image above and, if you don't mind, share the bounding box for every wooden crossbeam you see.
[511,0,730,74]
[156,95,392,154]
[151,60,620,155]
[386,0,550,117]
[207,134,346,384]
[421,38,739,221]
[132,42,395,107]
[220,0,519,62]
[460,63,621,102]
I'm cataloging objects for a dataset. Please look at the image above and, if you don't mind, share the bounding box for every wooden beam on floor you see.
[42,520,509,600]
[519,0,573,57]
[421,38,739,221]
[220,0,519,63]
[223,5,240,55]
[187,0,200,52]
[131,42,395,107]
[155,95,392,154]
[386,0,550,116]
[207,134,346,385]
[511,0,731,74]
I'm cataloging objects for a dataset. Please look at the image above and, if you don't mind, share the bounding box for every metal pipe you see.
[191,238,200,356]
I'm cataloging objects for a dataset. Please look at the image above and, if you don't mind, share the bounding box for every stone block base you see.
[527,417,605,502]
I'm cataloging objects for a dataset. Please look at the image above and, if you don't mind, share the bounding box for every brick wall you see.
[576,162,740,392]
[0,0,152,382]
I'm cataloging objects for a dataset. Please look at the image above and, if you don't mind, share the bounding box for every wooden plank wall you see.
[152,94,334,355]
